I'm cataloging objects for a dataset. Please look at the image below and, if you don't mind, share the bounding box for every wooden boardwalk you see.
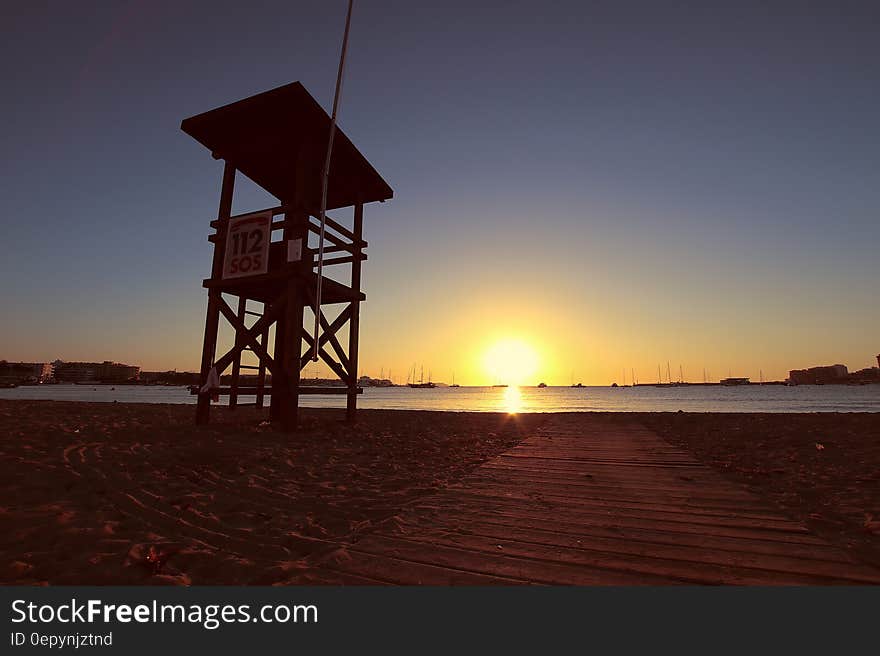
[312,415,880,584]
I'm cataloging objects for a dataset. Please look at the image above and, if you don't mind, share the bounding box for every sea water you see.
[1,383,878,413]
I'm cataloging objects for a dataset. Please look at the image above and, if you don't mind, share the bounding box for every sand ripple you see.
[0,401,540,584]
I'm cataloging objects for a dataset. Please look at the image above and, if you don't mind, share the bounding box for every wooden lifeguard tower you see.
[181,82,392,430]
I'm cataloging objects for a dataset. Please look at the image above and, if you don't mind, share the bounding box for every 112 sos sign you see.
[223,212,271,279]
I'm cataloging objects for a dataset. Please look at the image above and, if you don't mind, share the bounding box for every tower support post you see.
[279,206,310,431]
[196,160,235,425]
[346,201,364,423]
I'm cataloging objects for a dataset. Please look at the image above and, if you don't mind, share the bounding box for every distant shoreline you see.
[1,384,879,414]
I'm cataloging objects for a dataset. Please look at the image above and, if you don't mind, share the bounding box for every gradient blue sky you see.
[2,1,878,384]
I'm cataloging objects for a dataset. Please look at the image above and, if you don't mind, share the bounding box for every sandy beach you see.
[1,400,878,584]
[0,400,547,584]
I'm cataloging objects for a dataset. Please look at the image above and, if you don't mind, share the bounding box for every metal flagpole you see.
[312,0,355,361]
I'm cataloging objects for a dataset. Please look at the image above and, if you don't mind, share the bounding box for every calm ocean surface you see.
[1,384,878,413]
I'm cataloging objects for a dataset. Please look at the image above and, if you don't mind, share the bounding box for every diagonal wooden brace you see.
[303,287,352,374]
[316,311,351,374]
[301,332,349,382]
[212,291,287,375]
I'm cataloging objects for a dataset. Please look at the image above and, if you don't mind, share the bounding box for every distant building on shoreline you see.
[787,357,880,385]
[788,364,848,385]
[52,360,140,383]
[358,375,394,387]
[849,358,880,384]
[0,361,53,384]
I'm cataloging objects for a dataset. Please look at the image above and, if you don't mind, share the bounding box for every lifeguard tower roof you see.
[181,81,393,211]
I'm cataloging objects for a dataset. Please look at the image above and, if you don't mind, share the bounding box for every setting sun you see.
[483,338,540,386]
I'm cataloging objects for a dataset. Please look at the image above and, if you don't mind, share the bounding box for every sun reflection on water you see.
[503,385,523,414]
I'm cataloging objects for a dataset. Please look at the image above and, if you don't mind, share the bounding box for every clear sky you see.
[2,1,878,385]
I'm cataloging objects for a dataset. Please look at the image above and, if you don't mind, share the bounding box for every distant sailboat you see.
[450,371,460,388]
[408,364,436,389]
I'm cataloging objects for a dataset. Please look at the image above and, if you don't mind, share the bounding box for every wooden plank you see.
[303,285,351,374]
[386,516,880,583]
[478,466,760,501]
[319,550,528,585]
[394,506,856,564]
[367,528,875,585]
[314,212,359,243]
[407,495,828,546]
[306,221,351,253]
[318,414,880,584]
[301,332,349,382]
[213,290,287,375]
[198,386,361,396]
[316,254,367,267]
[441,486,811,532]
[211,205,366,248]
[216,297,277,372]
[439,481,798,523]
[299,306,352,371]
[467,469,774,508]
[346,534,681,585]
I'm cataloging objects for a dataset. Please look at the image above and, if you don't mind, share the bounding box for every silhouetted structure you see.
[182,82,392,430]
[788,364,848,385]
[0,361,52,384]
[849,366,880,383]
[53,360,140,383]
